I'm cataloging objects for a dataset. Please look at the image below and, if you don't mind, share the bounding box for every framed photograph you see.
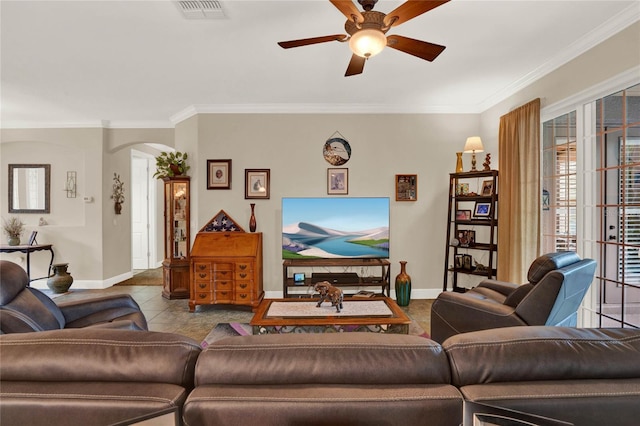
[474,202,491,217]
[456,210,472,221]
[481,179,494,196]
[28,231,38,245]
[327,168,348,194]
[395,174,417,201]
[457,229,476,247]
[454,254,464,269]
[456,182,469,196]
[207,159,231,189]
[245,169,270,199]
[462,254,473,270]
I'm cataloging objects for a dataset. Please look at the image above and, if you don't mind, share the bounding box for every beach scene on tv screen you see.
[282,197,390,259]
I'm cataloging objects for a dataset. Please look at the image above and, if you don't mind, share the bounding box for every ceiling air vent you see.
[175,1,226,19]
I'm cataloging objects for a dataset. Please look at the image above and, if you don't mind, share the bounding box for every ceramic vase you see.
[114,202,122,215]
[249,203,257,232]
[7,236,20,246]
[47,263,74,294]
[395,261,411,307]
[455,152,464,173]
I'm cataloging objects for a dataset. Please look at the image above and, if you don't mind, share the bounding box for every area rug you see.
[201,322,430,348]
[115,268,163,286]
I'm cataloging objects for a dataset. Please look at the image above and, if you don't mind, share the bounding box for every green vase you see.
[395,261,411,307]
[8,236,20,246]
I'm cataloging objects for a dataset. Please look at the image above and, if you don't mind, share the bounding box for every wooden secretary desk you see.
[189,210,264,312]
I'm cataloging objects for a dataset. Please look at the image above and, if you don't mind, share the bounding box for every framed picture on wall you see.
[395,174,417,201]
[327,168,348,194]
[245,169,270,199]
[207,159,231,189]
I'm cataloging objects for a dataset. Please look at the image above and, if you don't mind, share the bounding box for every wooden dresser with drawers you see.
[189,232,263,312]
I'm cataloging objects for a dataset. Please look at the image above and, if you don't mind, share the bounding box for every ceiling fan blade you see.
[345,54,366,76]
[278,34,348,49]
[383,0,450,27]
[386,35,446,61]
[330,0,364,23]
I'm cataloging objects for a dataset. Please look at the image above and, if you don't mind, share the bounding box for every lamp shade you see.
[464,136,484,153]
[349,28,387,58]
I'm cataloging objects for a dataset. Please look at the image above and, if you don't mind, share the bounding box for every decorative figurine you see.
[314,281,344,313]
[483,153,491,171]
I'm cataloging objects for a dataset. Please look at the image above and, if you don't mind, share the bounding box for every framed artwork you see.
[207,159,231,189]
[462,254,473,270]
[456,210,472,221]
[327,168,348,194]
[456,182,469,196]
[481,180,494,196]
[457,229,476,247]
[28,231,38,245]
[396,174,417,201]
[454,254,464,269]
[474,202,491,217]
[245,169,270,199]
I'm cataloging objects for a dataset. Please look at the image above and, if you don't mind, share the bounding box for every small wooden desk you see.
[250,296,411,335]
[0,244,54,283]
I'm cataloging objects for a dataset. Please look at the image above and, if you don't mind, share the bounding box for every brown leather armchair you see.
[430,252,597,343]
[0,260,148,333]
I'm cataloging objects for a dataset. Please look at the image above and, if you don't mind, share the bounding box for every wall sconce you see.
[65,171,77,198]
[464,136,484,172]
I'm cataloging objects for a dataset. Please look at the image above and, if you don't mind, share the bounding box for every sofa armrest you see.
[0,328,201,389]
[476,279,520,296]
[57,294,141,322]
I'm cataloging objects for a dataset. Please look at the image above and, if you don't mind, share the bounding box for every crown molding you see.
[1,119,174,130]
[478,3,640,112]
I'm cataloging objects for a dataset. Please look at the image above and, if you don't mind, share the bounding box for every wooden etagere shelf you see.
[443,170,499,292]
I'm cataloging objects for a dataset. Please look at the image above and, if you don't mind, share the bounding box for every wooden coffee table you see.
[250,296,411,335]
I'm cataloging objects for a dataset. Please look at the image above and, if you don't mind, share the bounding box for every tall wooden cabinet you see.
[443,170,498,292]
[189,231,264,312]
[162,177,190,299]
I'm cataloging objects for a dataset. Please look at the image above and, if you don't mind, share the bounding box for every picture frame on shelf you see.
[395,174,417,201]
[456,210,472,221]
[457,229,475,247]
[28,231,38,245]
[462,254,473,270]
[206,159,231,189]
[327,168,348,195]
[474,202,491,217]
[454,254,464,269]
[481,180,494,196]
[244,169,270,199]
[456,182,469,196]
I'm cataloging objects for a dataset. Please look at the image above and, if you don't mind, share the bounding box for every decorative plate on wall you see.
[323,137,351,166]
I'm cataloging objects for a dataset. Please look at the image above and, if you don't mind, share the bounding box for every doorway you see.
[131,150,157,270]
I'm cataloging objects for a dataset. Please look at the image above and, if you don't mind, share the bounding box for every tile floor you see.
[51,285,433,342]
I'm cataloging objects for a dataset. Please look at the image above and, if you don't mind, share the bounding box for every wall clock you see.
[323,137,351,166]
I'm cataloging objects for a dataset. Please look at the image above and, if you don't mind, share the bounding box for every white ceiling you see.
[1,0,638,128]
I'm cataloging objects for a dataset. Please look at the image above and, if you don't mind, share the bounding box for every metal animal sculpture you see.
[314,281,344,313]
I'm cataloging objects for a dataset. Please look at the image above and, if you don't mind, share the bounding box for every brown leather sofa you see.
[0,260,148,333]
[0,328,201,425]
[1,327,639,426]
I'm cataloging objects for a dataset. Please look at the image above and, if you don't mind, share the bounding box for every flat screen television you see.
[282,197,390,259]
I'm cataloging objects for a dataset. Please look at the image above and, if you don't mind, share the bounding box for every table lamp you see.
[464,136,484,172]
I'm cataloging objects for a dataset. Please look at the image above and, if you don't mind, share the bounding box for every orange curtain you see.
[497,98,541,283]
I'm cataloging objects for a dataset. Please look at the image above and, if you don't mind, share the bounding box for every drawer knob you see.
[199,273,206,278]
[239,264,247,270]
[240,283,247,289]
[240,273,247,278]
[198,265,206,270]
[239,294,247,299]
[198,283,206,289]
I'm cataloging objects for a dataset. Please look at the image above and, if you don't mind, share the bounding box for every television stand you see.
[282,258,391,298]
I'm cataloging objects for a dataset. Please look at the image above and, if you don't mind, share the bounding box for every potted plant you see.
[3,216,25,246]
[110,173,125,214]
[153,151,190,179]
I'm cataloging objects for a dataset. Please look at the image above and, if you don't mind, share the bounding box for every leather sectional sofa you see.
[1,326,639,425]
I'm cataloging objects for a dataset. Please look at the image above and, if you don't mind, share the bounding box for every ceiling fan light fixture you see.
[349,28,386,58]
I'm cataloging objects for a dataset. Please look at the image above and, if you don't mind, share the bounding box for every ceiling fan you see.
[277,0,450,77]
